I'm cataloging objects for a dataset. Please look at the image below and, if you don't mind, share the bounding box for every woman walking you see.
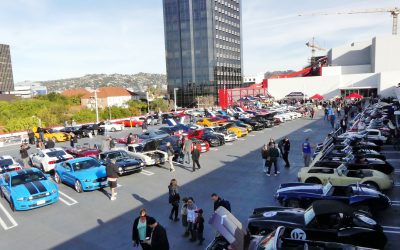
[166,142,175,172]
[186,197,198,242]
[168,179,180,221]
[132,208,152,250]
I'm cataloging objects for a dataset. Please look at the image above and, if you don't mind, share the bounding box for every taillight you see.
[48,161,55,164]
[15,167,21,171]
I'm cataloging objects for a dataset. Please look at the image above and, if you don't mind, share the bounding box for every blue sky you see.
[0,0,397,82]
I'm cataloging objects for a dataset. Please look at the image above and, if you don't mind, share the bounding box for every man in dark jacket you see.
[144,217,169,250]
[191,147,200,172]
[211,193,231,212]
[44,138,55,149]
[19,143,30,168]
[106,158,119,201]
[266,143,280,176]
[340,117,348,133]
[281,137,291,168]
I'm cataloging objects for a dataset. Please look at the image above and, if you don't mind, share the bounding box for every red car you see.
[190,138,210,153]
[65,146,101,158]
[115,119,144,127]
[116,136,140,145]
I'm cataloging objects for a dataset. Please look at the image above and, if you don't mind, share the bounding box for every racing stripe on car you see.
[32,181,47,193]
[25,169,34,174]
[24,182,39,195]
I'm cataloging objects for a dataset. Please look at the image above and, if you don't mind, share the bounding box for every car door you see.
[32,150,44,168]
[1,174,12,201]
[60,163,75,185]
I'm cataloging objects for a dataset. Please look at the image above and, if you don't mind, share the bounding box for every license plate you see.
[101,181,108,185]
[37,200,45,205]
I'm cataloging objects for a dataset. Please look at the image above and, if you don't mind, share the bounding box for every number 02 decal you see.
[290,228,306,240]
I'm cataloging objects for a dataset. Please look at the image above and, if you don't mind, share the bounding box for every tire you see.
[363,181,380,191]
[74,180,83,193]
[304,177,322,184]
[111,127,116,132]
[54,172,61,184]
[40,164,45,172]
[285,199,300,208]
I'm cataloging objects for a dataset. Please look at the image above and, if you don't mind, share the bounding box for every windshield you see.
[0,159,13,167]
[46,151,66,158]
[322,182,332,195]
[11,172,46,187]
[71,159,99,171]
[304,207,316,225]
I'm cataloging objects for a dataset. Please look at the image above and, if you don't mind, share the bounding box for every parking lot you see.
[0,113,399,250]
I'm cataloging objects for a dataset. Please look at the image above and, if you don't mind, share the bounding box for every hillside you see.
[38,73,167,93]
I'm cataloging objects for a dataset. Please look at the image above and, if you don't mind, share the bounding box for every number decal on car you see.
[290,228,306,240]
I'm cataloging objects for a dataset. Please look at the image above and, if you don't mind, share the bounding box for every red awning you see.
[310,94,324,100]
[345,93,363,99]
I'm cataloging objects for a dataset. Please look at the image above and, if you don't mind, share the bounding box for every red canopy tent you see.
[345,93,363,99]
[310,94,324,100]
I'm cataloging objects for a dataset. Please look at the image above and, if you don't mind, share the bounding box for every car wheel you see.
[10,198,15,212]
[29,158,34,167]
[363,181,380,191]
[74,180,83,193]
[111,127,116,132]
[54,172,62,184]
[304,177,322,184]
[285,199,300,208]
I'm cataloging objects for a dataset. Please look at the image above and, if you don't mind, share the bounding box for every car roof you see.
[312,200,353,216]
[0,155,13,160]
[41,148,65,153]
[65,157,96,164]
[9,168,41,177]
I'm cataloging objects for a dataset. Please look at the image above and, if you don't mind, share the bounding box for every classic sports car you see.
[205,127,237,142]
[298,164,394,191]
[126,140,168,166]
[222,122,248,138]
[59,126,86,139]
[115,118,143,127]
[327,146,386,160]
[247,200,387,249]
[0,168,59,211]
[29,148,74,172]
[98,121,124,132]
[33,127,70,142]
[0,155,22,174]
[190,138,210,153]
[338,129,387,145]
[196,118,220,127]
[239,118,265,131]
[65,145,101,158]
[138,130,169,141]
[80,123,104,136]
[233,120,253,132]
[275,181,391,211]
[188,129,224,147]
[340,137,381,152]
[54,157,108,193]
[99,150,144,175]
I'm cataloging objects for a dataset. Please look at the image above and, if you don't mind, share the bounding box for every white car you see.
[0,155,22,174]
[206,127,237,142]
[29,148,73,172]
[99,122,124,132]
[124,140,168,166]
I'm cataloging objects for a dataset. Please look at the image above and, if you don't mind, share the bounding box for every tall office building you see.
[0,44,15,93]
[163,0,242,107]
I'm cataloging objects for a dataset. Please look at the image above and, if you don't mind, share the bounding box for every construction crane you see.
[306,37,325,65]
[299,7,400,35]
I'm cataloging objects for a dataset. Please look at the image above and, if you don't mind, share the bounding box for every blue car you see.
[54,157,108,193]
[0,168,59,211]
[275,181,391,212]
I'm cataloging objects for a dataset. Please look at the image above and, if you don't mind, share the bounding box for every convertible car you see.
[275,181,391,211]
[327,146,386,161]
[298,164,393,191]
[0,168,59,211]
[247,200,387,249]
[54,157,108,193]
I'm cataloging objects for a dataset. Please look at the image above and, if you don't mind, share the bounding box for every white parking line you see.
[0,202,18,230]
[391,201,400,206]
[248,134,255,137]
[238,138,246,141]
[225,143,233,146]
[141,170,154,176]
[58,191,78,206]
[303,129,312,133]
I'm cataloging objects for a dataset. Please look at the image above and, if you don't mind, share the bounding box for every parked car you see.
[275,181,391,211]
[54,157,108,193]
[189,129,225,147]
[98,121,124,132]
[339,129,387,145]
[190,138,210,153]
[98,150,144,175]
[59,126,86,138]
[29,148,74,172]
[32,127,70,142]
[126,140,168,166]
[138,130,169,141]
[247,200,387,249]
[0,168,59,211]
[115,118,143,127]
[80,123,104,136]
[197,118,221,127]
[0,155,22,174]
[239,118,265,131]
[222,122,248,138]
[65,145,102,158]
[205,127,237,142]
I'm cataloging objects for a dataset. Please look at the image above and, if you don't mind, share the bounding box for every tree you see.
[126,100,148,115]
[150,98,169,112]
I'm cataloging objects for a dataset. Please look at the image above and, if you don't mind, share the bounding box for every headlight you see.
[140,162,145,166]
[118,167,122,171]
[28,196,33,200]
[46,192,50,196]
[17,197,26,201]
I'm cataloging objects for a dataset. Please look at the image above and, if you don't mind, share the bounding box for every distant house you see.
[81,87,132,109]
[61,88,91,97]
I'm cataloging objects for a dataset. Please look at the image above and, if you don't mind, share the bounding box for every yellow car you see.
[196,118,220,127]
[32,127,70,142]
[222,122,248,138]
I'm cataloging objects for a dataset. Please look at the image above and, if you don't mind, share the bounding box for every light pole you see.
[146,91,150,114]
[94,89,99,123]
[108,105,112,120]
[173,88,179,112]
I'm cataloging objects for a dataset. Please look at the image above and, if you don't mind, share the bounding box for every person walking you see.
[106,158,119,201]
[109,136,116,149]
[44,137,55,149]
[27,129,35,145]
[266,143,280,176]
[330,113,336,129]
[211,193,231,212]
[182,136,193,164]
[144,217,170,250]
[37,127,45,142]
[166,142,175,172]
[142,118,148,132]
[340,117,348,133]
[168,179,180,221]
[132,208,152,250]
[102,137,110,152]
[186,197,197,242]
[191,147,201,172]
[302,138,312,167]
[70,132,77,148]
[181,197,189,237]
[310,108,315,119]
[261,144,269,173]
[20,143,30,168]
[127,133,133,145]
[194,208,205,246]
[282,137,291,168]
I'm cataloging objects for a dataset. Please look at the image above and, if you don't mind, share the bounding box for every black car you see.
[339,138,381,152]
[247,200,387,249]
[99,150,144,175]
[81,123,104,136]
[328,147,386,161]
[253,115,274,128]
[239,118,265,131]
[59,126,86,138]
[158,126,182,136]
[198,130,225,147]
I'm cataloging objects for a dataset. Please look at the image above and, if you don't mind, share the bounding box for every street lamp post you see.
[146,91,150,114]
[94,89,99,123]
[173,88,179,112]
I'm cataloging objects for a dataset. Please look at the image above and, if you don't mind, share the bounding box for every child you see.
[181,197,189,237]
[194,208,205,245]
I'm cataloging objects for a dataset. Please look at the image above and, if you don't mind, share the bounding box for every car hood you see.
[142,140,161,151]
[115,157,142,166]
[277,184,322,195]
[12,179,56,197]
[249,207,305,226]
[73,166,106,179]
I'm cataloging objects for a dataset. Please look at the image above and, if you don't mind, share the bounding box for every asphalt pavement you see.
[0,113,398,250]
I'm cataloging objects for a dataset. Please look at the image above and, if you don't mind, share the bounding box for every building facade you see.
[0,44,14,93]
[163,0,242,107]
